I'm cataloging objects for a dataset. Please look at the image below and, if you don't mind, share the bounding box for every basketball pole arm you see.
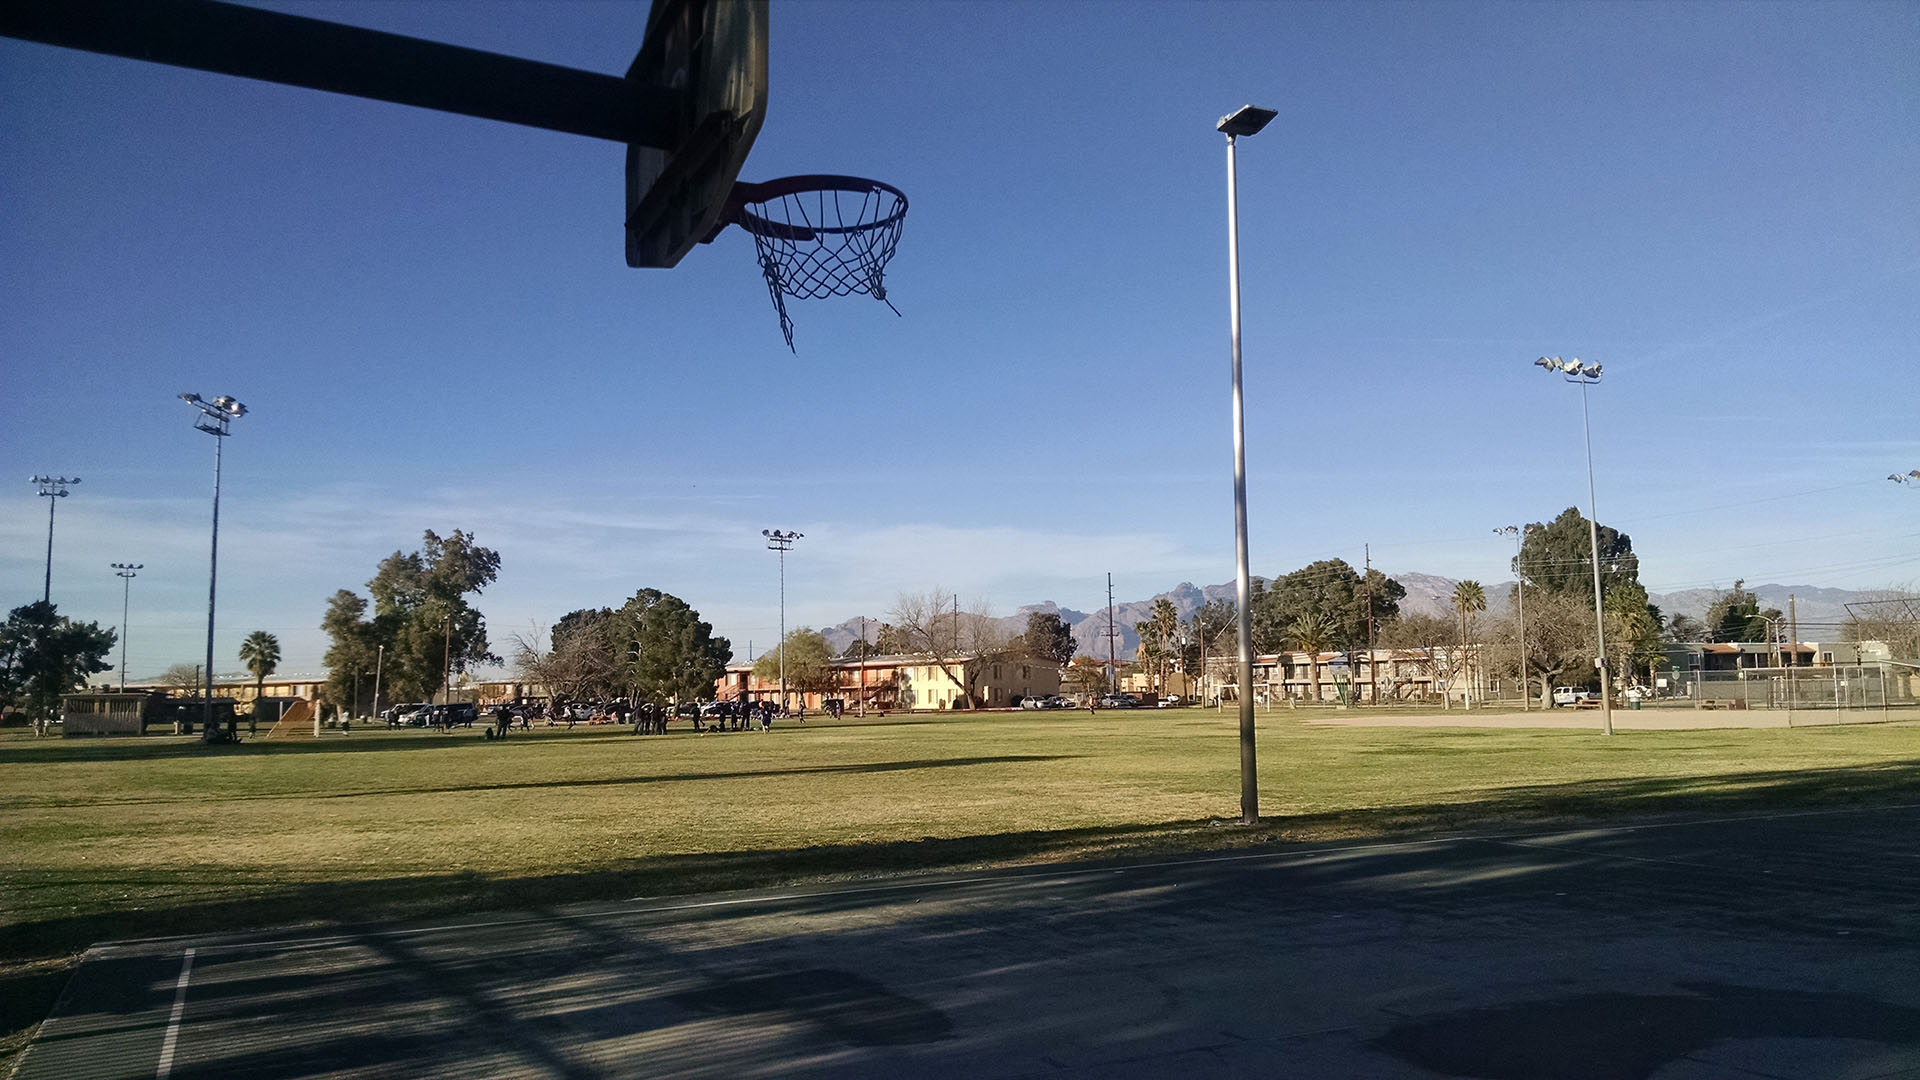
[0,0,681,148]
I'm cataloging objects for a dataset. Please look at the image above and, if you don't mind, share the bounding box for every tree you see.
[319,529,502,706]
[1841,589,1920,658]
[238,631,281,714]
[1133,598,1179,693]
[1667,613,1707,643]
[1286,612,1336,701]
[1702,580,1780,643]
[0,602,116,734]
[1380,613,1456,702]
[1063,655,1109,697]
[1250,559,1404,656]
[872,622,913,655]
[1178,600,1237,690]
[1452,580,1486,703]
[1018,612,1077,668]
[160,663,204,694]
[1604,582,1666,688]
[511,612,620,708]
[1516,508,1640,601]
[887,589,1013,709]
[1484,591,1599,706]
[615,588,731,706]
[754,628,837,699]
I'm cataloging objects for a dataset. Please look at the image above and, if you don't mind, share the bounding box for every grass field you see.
[3,708,1917,1066]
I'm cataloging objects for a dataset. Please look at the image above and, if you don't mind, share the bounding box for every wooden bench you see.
[1697,699,1746,710]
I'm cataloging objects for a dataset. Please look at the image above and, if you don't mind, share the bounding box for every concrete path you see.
[17,805,1920,1080]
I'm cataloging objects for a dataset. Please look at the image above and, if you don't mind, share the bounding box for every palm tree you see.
[1451,581,1487,703]
[1287,613,1336,702]
[239,631,281,723]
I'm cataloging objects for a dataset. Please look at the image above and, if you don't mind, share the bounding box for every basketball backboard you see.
[625,0,768,269]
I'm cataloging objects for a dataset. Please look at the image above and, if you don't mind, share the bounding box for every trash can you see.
[1629,698,1641,710]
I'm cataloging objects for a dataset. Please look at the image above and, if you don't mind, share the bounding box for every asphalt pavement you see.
[16,803,1920,1080]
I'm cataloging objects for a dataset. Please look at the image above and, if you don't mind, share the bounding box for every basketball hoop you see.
[722,175,907,350]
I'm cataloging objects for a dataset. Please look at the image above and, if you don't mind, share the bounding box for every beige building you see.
[717,653,1061,712]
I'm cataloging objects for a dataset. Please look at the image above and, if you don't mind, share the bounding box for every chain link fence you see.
[1667,663,1918,719]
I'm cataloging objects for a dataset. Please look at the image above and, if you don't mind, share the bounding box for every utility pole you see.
[1495,526,1528,710]
[1106,574,1119,696]
[372,643,384,721]
[1788,594,1798,666]
[858,615,867,717]
[1364,544,1376,706]
[31,476,79,604]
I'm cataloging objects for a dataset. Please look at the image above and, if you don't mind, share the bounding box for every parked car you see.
[1552,686,1594,707]
[1157,695,1183,708]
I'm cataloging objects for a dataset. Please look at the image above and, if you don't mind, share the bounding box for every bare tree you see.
[1843,587,1919,658]
[160,663,203,695]
[888,588,1014,709]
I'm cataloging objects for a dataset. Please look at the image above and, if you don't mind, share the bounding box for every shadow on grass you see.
[62,755,1082,807]
[6,757,1918,973]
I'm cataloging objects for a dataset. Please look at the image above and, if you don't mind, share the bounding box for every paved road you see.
[17,805,1920,1080]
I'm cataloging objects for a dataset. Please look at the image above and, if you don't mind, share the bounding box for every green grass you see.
[2,708,1916,1066]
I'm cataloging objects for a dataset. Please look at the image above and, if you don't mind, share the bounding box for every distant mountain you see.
[801,577,1882,661]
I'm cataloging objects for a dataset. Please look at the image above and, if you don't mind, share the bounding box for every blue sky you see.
[3,0,1916,680]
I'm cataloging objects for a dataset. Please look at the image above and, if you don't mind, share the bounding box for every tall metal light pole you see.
[180,393,246,741]
[30,475,80,604]
[1533,357,1613,736]
[1220,104,1275,823]
[110,562,143,691]
[372,643,384,722]
[763,529,802,713]
[1494,526,1527,710]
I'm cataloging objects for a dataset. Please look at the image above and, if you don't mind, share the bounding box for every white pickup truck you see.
[1552,686,1594,707]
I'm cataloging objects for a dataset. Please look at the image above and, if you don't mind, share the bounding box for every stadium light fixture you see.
[29,474,79,604]
[1533,357,1614,736]
[180,392,247,742]
[763,530,803,714]
[1220,104,1276,823]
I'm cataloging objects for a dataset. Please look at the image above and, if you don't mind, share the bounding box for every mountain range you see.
[807,576,1884,660]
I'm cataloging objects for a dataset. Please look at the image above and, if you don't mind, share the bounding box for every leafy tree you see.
[1604,582,1666,688]
[1451,580,1487,703]
[1667,613,1707,643]
[238,631,281,713]
[319,530,502,705]
[1286,612,1336,701]
[1133,598,1180,692]
[615,589,731,706]
[754,628,837,699]
[1251,559,1404,656]
[0,602,116,734]
[1702,580,1780,643]
[1018,612,1078,667]
[1516,508,1640,601]
[872,622,913,655]
[1063,655,1109,697]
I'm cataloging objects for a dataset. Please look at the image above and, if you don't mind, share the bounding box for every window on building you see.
[994,665,1002,680]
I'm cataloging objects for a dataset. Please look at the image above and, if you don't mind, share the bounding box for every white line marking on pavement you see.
[155,947,195,1080]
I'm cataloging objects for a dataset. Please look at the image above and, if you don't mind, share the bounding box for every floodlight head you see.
[762,530,772,537]
[1217,104,1278,138]
[1583,363,1603,379]
[180,392,201,404]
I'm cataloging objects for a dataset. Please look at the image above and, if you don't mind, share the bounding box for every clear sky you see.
[3,0,1916,681]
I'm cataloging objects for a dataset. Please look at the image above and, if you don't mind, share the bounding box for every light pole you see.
[372,643,384,722]
[1533,357,1613,736]
[110,562,143,691]
[762,529,802,714]
[180,393,246,742]
[1220,103,1275,823]
[30,475,80,604]
[1494,526,1527,710]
